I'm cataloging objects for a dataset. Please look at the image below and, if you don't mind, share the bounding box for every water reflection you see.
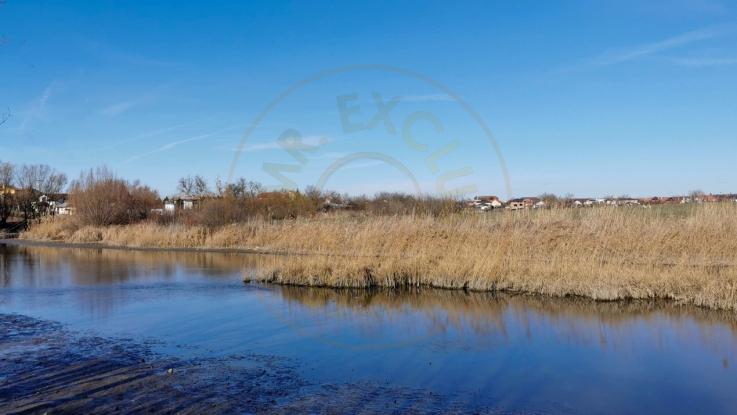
[272,285,737,356]
[0,243,251,286]
[0,243,252,318]
[2,242,736,354]
[2,242,737,414]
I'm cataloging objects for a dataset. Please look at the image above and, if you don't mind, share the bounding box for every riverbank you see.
[2,313,475,414]
[20,203,737,310]
[0,314,301,413]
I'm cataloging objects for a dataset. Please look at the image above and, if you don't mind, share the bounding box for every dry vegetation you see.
[21,203,737,310]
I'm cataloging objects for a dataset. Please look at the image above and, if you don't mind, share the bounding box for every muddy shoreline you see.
[0,313,512,414]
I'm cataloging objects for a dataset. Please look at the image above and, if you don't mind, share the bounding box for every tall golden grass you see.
[22,204,737,310]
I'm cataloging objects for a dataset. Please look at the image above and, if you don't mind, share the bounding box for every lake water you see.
[1,242,736,414]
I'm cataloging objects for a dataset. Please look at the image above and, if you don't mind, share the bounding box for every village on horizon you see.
[2,177,737,217]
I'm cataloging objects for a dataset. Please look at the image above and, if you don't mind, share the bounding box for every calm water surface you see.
[1,242,736,414]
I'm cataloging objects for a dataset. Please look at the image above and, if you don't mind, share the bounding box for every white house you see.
[164,199,176,213]
[489,199,503,209]
[55,202,74,215]
[472,196,503,211]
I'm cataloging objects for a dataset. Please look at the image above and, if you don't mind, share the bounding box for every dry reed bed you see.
[22,204,737,310]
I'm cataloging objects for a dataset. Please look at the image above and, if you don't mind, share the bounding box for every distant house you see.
[37,193,69,216]
[180,196,197,210]
[322,198,350,212]
[55,202,74,216]
[163,197,176,213]
[475,195,500,204]
[506,201,525,210]
[164,195,202,211]
[0,185,16,196]
[471,195,503,211]
[506,197,539,210]
[703,194,719,203]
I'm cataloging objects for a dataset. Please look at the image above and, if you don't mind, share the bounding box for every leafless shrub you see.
[360,192,462,216]
[70,167,160,226]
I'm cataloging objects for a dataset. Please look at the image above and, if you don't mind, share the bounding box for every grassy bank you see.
[21,204,737,310]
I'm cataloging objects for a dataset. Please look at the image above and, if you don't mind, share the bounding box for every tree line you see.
[0,161,68,227]
[1,162,463,230]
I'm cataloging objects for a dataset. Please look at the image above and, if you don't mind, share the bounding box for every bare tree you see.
[177,175,209,197]
[223,178,263,199]
[0,161,15,226]
[0,161,13,189]
[13,164,66,220]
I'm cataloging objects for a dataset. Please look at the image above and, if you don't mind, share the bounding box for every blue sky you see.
[1,0,736,198]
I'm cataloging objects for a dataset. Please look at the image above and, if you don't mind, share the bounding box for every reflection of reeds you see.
[1,244,254,287]
[271,285,737,351]
[22,204,737,310]
[274,285,737,328]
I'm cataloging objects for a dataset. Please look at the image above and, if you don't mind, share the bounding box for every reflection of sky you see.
[1,244,736,414]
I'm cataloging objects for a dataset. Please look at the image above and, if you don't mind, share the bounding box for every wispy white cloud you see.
[0,107,10,126]
[400,93,454,103]
[679,0,730,14]
[579,25,733,68]
[100,89,163,117]
[340,160,385,170]
[100,82,176,117]
[215,135,331,152]
[100,99,141,116]
[309,151,346,160]
[100,119,210,151]
[665,56,737,67]
[82,39,182,68]
[20,81,56,133]
[637,0,730,17]
[122,125,239,164]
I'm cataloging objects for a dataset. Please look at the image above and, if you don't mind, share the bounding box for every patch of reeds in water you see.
[22,203,737,310]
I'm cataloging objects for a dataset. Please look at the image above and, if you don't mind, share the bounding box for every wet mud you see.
[0,314,530,415]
